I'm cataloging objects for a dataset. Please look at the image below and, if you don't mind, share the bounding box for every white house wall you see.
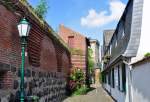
[111,66,125,102]
[103,63,130,102]
[111,87,125,102]
[104,83,111,93]
[131,62,150,102]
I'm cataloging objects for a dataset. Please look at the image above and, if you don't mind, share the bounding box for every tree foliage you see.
[88,48,94,74]
[144,52,150,57]
[34,0,48,19]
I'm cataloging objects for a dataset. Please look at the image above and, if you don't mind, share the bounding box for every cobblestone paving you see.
[63,85,114,102]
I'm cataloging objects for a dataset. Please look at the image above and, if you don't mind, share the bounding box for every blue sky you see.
[28,0,128,45]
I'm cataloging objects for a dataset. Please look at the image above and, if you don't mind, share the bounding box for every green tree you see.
[88,48,94,74]
[34,0,48,19]
[86,48,94,86]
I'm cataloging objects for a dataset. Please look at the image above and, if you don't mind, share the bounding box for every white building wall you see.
[131,62,150,102]
[132,0,150,63]
[104,83,111,93]
[111,87,125,102]
[111,66,126,102]
[103,0,150,102]
[103,64,130,102]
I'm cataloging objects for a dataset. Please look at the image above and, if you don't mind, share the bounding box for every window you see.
[122,21,125,38]
[102,73,105,83]
[111,68,115,88]
[102,73,107,84]
[118,65,120,90]
[122,29,125,38]
[114,68,118,88]
[115,40,118,47]
[103,74,106,83]
[122,63,126,92]
[110,44,112,55]
[106,74,108,84]
[108,72,111,85]
[108,49,110,55]
[68,36,74,48]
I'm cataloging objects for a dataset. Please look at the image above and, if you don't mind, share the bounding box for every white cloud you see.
[81,0,126,28]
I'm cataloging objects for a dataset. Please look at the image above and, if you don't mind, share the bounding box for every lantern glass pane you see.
[17,24,22,37]
[21,24,28,36]
[26,25,31,36]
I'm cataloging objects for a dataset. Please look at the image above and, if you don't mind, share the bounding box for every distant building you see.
[59,24,90,85]
[90,39,100,69]
[101,30,114,71]
[89,39,100,85]
[102,0,150,102]
[103,30,114,53]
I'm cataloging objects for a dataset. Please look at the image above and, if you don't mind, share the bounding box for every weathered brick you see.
[0,1,71,101]
[59,24,89,73]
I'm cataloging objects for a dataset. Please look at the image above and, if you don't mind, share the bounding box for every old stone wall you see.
[1,68,66,102]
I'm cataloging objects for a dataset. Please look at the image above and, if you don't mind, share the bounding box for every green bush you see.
[72,86,89,96]
[69,68,85,92]
[144,52,150,57]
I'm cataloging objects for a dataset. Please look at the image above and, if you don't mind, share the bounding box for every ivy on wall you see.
[88,48,94,74]
[70,48,83,55]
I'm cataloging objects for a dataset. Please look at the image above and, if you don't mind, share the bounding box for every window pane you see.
[112,68,115,88]
[122,63,126,92]
[118,65,120,90]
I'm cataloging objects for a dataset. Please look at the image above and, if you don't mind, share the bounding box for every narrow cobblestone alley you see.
[63,85,114,102]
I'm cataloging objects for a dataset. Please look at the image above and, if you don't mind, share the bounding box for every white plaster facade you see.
[103,63,130,102]
[131,60,150,102]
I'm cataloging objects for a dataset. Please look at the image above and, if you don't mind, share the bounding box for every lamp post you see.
[17,18,31,102]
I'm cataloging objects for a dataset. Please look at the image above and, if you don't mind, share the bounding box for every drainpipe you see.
[123,60,133,102]
[128,65,133,102]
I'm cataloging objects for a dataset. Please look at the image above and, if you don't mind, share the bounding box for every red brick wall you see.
[61,52,70,77]
[59,25,88,71]
[0,5,21,68]
[28,23,44,67]
[40,35,57,72]
[0,4,70,89]
[71,55,86,71]
[0,4,21,88]
[59,25,87,54]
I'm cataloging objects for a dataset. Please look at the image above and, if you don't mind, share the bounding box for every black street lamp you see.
[17,18,31,102]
